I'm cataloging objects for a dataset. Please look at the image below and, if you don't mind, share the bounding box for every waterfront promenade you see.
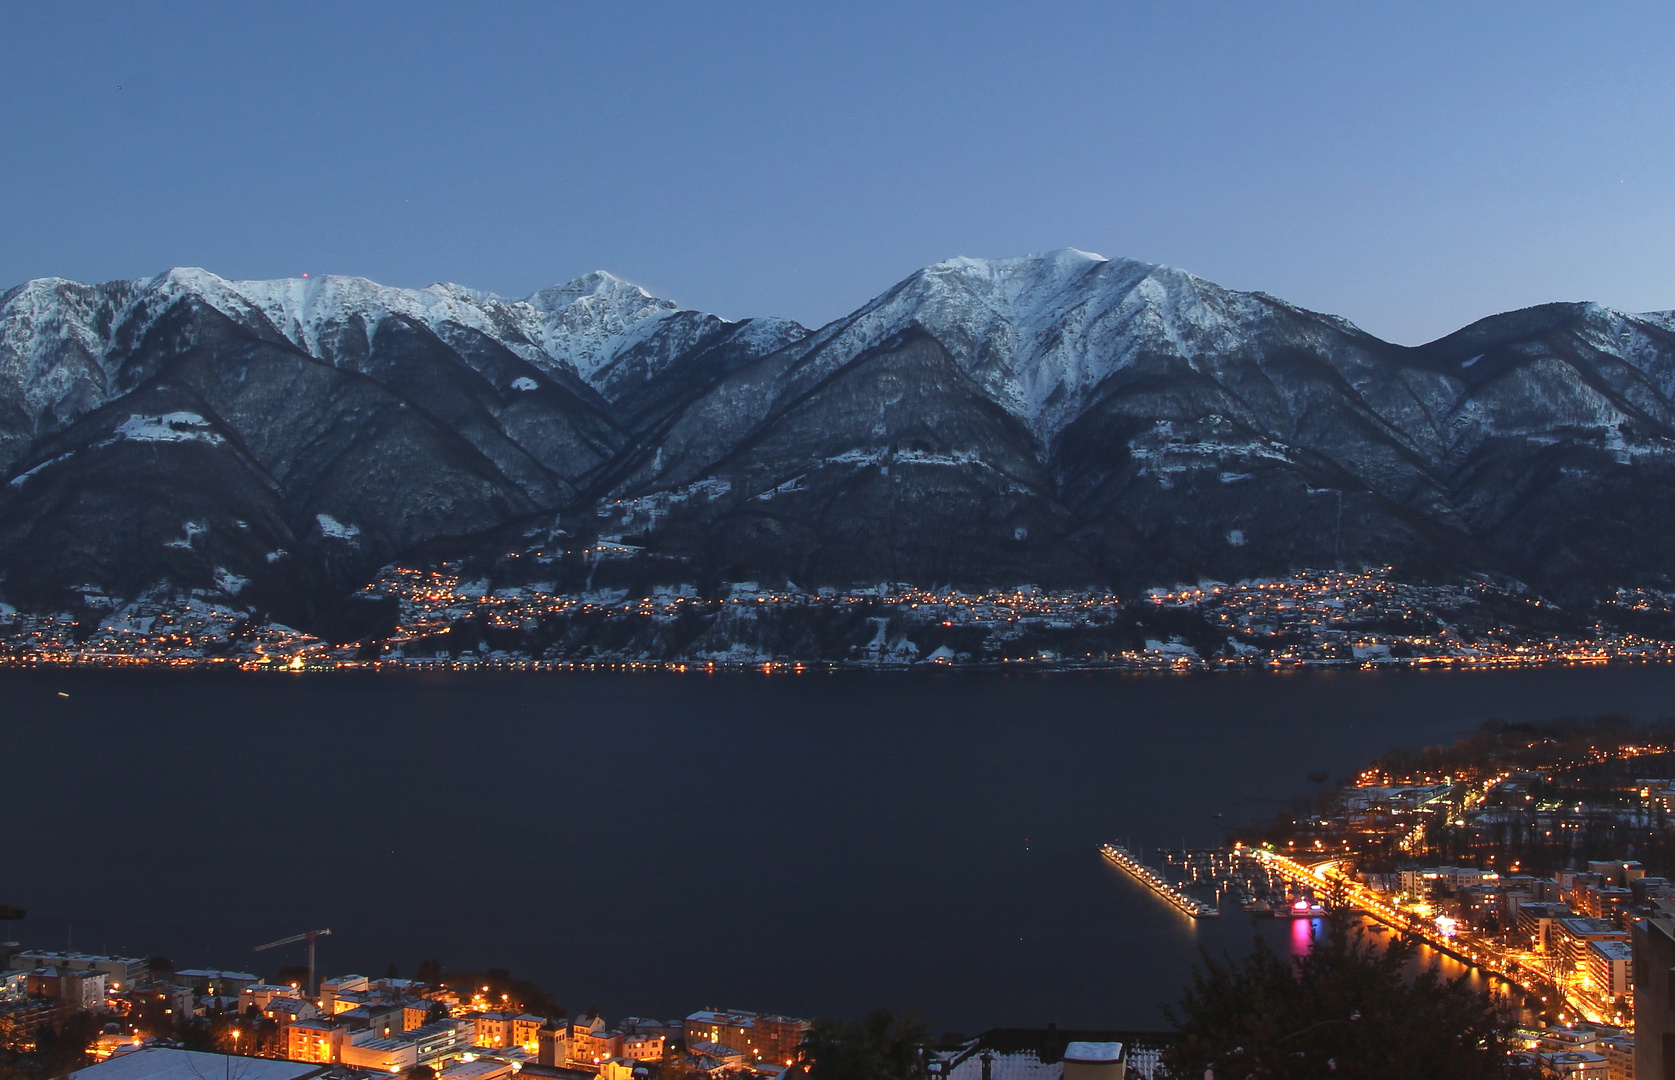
[1100,843,1219,918]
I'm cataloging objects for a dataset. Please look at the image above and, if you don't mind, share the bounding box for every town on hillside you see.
[0,948,1160,1080]
[7,567,1675,671]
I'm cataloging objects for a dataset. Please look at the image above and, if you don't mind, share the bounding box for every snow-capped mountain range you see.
[2,250,1673,632]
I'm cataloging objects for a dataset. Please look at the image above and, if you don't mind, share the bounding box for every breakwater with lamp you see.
[1100,843,1219,918]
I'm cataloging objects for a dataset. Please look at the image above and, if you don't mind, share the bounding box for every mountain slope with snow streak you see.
[0,268,806,461]
[2,251,1675,632]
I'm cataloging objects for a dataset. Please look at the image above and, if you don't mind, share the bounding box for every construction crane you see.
[254,928,331,998]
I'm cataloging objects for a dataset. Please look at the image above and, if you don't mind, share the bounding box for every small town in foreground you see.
[0,945,1158,1080]
[9,717,1675,1080]
[6,566,1675,672]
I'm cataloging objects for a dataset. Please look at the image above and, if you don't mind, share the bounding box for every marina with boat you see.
[1102,843,1327,919]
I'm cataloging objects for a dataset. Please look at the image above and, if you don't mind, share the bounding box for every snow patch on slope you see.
[0,266,795,437]
[106,411,224,445]
[315,513,361,541]
[786,248,1294,439]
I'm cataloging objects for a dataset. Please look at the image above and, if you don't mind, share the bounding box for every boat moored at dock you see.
[1100,842,1220,918]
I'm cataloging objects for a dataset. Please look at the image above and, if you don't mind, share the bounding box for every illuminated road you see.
[1248,847,1599,1023]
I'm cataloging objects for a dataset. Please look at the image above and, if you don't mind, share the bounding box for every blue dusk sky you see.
[1,1,1671,344]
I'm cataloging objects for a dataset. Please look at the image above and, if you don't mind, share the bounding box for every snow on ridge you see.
[106,412,224,446]
[930,247,1111,278]
[522,270,657,313]
[0,264,815,443]
[0,252,1286,440]
[0,265,706,408]
[202,267,706,388]
[789,249,1286,438]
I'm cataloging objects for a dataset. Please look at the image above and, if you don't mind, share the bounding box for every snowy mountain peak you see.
[524,270,661,313]
[789,249,1294,439]
[0,265,722,434]
[929,247,1110,276]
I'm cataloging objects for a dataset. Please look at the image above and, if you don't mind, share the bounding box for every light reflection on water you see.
[9,664,1675,1030]
[1280,916,1533,1021]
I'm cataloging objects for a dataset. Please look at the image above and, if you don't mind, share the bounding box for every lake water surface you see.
[5,664,1675,1032]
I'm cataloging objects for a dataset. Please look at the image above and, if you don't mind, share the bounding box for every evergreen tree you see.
[1163,913,1532,1079]
[801,1009,930,1080]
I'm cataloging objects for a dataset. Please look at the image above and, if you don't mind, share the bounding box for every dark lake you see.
[5,664,1675,1033]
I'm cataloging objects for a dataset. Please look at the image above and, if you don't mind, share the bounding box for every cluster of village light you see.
[1110,740,1675,1032]
[7,564,1675,668]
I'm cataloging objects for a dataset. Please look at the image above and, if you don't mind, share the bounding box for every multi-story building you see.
[319,975,370,1013]
[1455,885,1505,929]
[329,1018,473,1072]
[174,970,259,997]
[683,1010,809,1064]
[512,1015,544,1053]
[1637,879,1675,905]
[0,997,68,1042]
[241,984,302,1013]
[1502,876,1563,915]
[27,967,108,1009]
[1556,919,1631,973]
[1589,941,1635,1001]
[405,1001,435,1032]
[599,1058,644,1080]
[570,1015,623,1066]
[620,1032,665,1061]
[338,1002,406,1039]
[1544,1051,1610,1079]
[755,1015,812,1064]
[1633,913,1675,1080]
[1519,902,1578,954]
[341,1034,419,1073]
[687,1041,747,1068]
[1590,861,1647,886]
[472,1010,518,1049]
[1398,867,1497,896]
[6,951,146,989]
[1576,884,1637,924]
[406,1020,473,1066]
[287,1018,347,1064]
[1539,1029,1601,1054]
[686,1010,754,1054]
[264,997,320,1026]
[1599,1034,1633,1080]
[119,982,195,1026]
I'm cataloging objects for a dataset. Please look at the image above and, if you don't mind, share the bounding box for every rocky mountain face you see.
[2,251,1672,635]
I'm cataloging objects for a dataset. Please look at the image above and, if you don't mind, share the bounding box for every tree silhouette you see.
[1163,912,1532,1079]
[29,1012,102,1077]
[800,1009,929,1080]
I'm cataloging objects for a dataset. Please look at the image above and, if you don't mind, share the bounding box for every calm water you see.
[5,665,1675,1032]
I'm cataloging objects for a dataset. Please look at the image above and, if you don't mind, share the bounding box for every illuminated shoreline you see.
[3,652,1675,674]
